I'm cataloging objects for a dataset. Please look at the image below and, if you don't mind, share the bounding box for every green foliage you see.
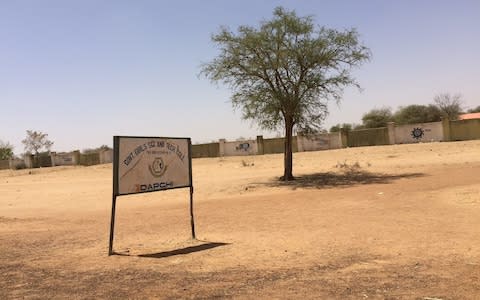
[361,107,393,128]
[393,104,442,124]
[433,93,463,120]
[202,7,370,132]
[0,140,14,160]
[353,124,366,130]
[36,151,51,157]
[329,123,353,132]
[329,125,340,132]
[82,144,112,154]
[201,7,370,179]
[21,130,54,154]
[467,105,480,113]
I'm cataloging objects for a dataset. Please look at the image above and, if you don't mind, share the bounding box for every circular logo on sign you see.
[149,157,167,177]
[411,127,424,140]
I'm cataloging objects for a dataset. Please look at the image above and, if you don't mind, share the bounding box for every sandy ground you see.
[1,140,479,299]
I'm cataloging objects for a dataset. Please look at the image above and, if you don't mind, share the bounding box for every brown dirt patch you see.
[1,141,479,299]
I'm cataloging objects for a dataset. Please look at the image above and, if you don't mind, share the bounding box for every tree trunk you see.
[282,118,294,181]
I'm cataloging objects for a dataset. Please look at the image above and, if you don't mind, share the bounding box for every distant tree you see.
[21,130,53,155]
[467,105,480,113]
[433,93,463,120]
[83,145,112,154]
[329,125,340,132]
[0,140,14,160]
[353,124,366,130]
[424,104,444,122]
[329,123,353,133]
[98,144,112,151]
[201,7,371,180]
[361,107,393,128]
[393,104,442,124]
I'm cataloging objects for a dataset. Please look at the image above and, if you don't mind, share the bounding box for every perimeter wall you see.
[1,119,479,169]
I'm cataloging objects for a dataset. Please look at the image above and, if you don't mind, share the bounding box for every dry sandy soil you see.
[1,141,479,299]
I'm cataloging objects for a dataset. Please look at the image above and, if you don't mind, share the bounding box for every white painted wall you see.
[394,121,444,144]
[52,152,76,166]
[297,133,342,152]
[99,149,113,164]
[221,140,258,156]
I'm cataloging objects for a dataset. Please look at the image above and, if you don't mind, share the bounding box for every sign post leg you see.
[190,186,196,239]
[108,194,117,256]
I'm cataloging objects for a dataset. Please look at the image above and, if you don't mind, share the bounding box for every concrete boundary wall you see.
[51,152,78,166]
[449,119,480,141]
[220,139,258,156]
[0,159,25,170]
[263,137,298,154]
[51,150,113,167]
[79,152,100,166]
[24,154,52,168]
[3,119,480,169]
[2,149,113,170]
[394,121,444,144]
[0,160,9,170]
[347,127,389,147]
[192,143,219,158]
[297,132,342,152]
[99,149,114,164]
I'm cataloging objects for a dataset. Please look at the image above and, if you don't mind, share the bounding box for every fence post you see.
[387,122,396,145]
[50,152,56,167]
[296,133,305,152]
[73,150,81,165]
[256,135,264,155]
[340,128,348,148]
[24,154,33,168]
[441,117,451,141]
[219,139,226,157]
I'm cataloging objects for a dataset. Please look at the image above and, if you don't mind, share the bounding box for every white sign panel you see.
[114,136,191,195]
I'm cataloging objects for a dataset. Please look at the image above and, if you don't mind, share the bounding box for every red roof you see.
[459,113,480,120]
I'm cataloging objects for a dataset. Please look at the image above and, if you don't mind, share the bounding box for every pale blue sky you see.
[1,0,479,153]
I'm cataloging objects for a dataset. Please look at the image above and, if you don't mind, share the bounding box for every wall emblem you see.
[149,157,167,178]
[236,143,250,151]
[411,127,425,140]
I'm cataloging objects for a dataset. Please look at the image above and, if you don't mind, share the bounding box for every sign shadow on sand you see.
[134,242,230,259]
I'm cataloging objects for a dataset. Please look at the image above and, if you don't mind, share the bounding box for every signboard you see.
[109,136,195,256]
[114,136,192,195]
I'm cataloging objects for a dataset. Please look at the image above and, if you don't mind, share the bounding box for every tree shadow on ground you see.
[256,170,425,189]
[137,242,229,259]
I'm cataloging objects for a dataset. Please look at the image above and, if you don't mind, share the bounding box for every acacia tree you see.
[201,7,370,180]
[0,140,14,160]
[434,93,463,120]
[22,130,53,155]
[393,104,442,124]
[329,123,353,133]
[361,107,393,128]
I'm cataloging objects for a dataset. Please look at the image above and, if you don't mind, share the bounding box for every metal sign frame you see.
[108,136,195,256]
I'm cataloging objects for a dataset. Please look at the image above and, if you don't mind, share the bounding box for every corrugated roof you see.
[458,113,480,120]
